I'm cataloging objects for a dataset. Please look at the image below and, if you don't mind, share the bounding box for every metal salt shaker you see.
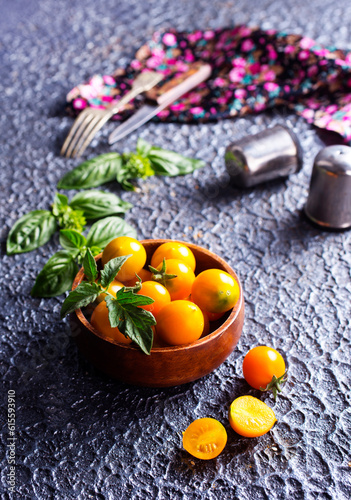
[225,125,303,188]
[304,145,351,229]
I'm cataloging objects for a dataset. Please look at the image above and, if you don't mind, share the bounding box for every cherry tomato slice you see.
[183,418,227,460]
[228,396,277,437]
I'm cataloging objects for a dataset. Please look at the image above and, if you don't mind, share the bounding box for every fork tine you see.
[70,112,111,158]
[60,108,94,156]
[61,71,165,158]
[66,109,101,158]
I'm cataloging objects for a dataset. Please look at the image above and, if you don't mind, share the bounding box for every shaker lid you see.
[313,145,351,175]
[304,144,351,230]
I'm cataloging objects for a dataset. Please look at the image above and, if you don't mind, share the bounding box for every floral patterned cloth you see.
[66,26,351,142]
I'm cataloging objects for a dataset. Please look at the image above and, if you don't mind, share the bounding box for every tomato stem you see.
[149,258,177,287]
[122,275,143,293]
[260,371,288,401]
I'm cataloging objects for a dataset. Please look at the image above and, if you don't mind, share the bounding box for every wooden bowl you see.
[70,239,244,387]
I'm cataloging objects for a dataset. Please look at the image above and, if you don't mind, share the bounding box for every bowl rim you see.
[73,238,243,353]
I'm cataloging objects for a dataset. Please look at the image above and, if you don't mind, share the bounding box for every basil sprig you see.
[69,190,132,219]
[140,139,204,177]
[56,138,205,191]
[31,216,136,298]
[31,250,79,298]
[61,251,155,354]
[52,193,86,232]
[7,190,131,255]
[85,216,136,250]
[57,152,123,190]
[6,210,57,255]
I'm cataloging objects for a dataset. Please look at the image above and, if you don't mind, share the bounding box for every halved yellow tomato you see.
[183,418,227,460]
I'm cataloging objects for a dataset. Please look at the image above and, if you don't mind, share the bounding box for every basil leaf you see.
[69,190,132,219]
[7,210,57,255]
[86,216,137,250]
[89,246,102,256]
[100,255,130,289]
[31,250,78,298]
[59,229,87,253]
[53,193,86,232]
[57,153,123,189]
[147,145,205,176]
[136,138,153,157]
[60,281,101,318]
[117,153,154,191]
[106,295,155,354]
[116,169,137,191]
[82,248,98,283]
[52,193,69,216]
[115,288,154,307]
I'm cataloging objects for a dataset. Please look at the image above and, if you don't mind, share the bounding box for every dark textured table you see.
[1,1,351,498]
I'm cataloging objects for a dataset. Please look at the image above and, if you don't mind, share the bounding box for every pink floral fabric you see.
[66,26,351,142]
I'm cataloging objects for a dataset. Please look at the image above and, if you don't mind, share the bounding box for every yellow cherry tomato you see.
[205,310,225,322]
[183,418,227,460]
[101,236,147,282]
[151,241,196,272]
[136,281,171,319]
[90,301,132,344]
[201,309,210,337]
[96,279,124,303]
[228,396,277,437]
[156,300,204,345]
[123,267,152,286]
[188,299,211,337]
[191,268,240,314]
[243,346,286,391]
[156,259,195,301]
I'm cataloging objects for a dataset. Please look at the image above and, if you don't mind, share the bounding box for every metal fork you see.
[60,71,164,158]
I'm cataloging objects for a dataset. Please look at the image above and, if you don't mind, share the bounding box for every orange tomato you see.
[90,301,132,344]
[156,300,204,345]
[96,279,124,303]
[101,236,146,282]
[191,268,240,314]
[136,281,171,318]
[152,326,168,348]
[156,259,195,301]
[188,298,211,337]
[151,241,196,272]
[242,346,286,391]
[123,267,152,286]
[183,418,227,460]
[228,396,277,437]
[201,309,210,337]
[203,310,225,322]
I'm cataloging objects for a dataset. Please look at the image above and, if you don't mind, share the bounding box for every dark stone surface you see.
[1,1,351,498]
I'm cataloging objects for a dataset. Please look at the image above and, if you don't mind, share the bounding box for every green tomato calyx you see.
[260,371,288,401]
[149,258,177,287]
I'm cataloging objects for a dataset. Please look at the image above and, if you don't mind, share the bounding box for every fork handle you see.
[145,62,211,103]
[108,87,143,115]
[156,64,212,107]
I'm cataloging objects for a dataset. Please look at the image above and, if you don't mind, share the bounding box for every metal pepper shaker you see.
[225,125,303,188]
[304,145,351,229]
